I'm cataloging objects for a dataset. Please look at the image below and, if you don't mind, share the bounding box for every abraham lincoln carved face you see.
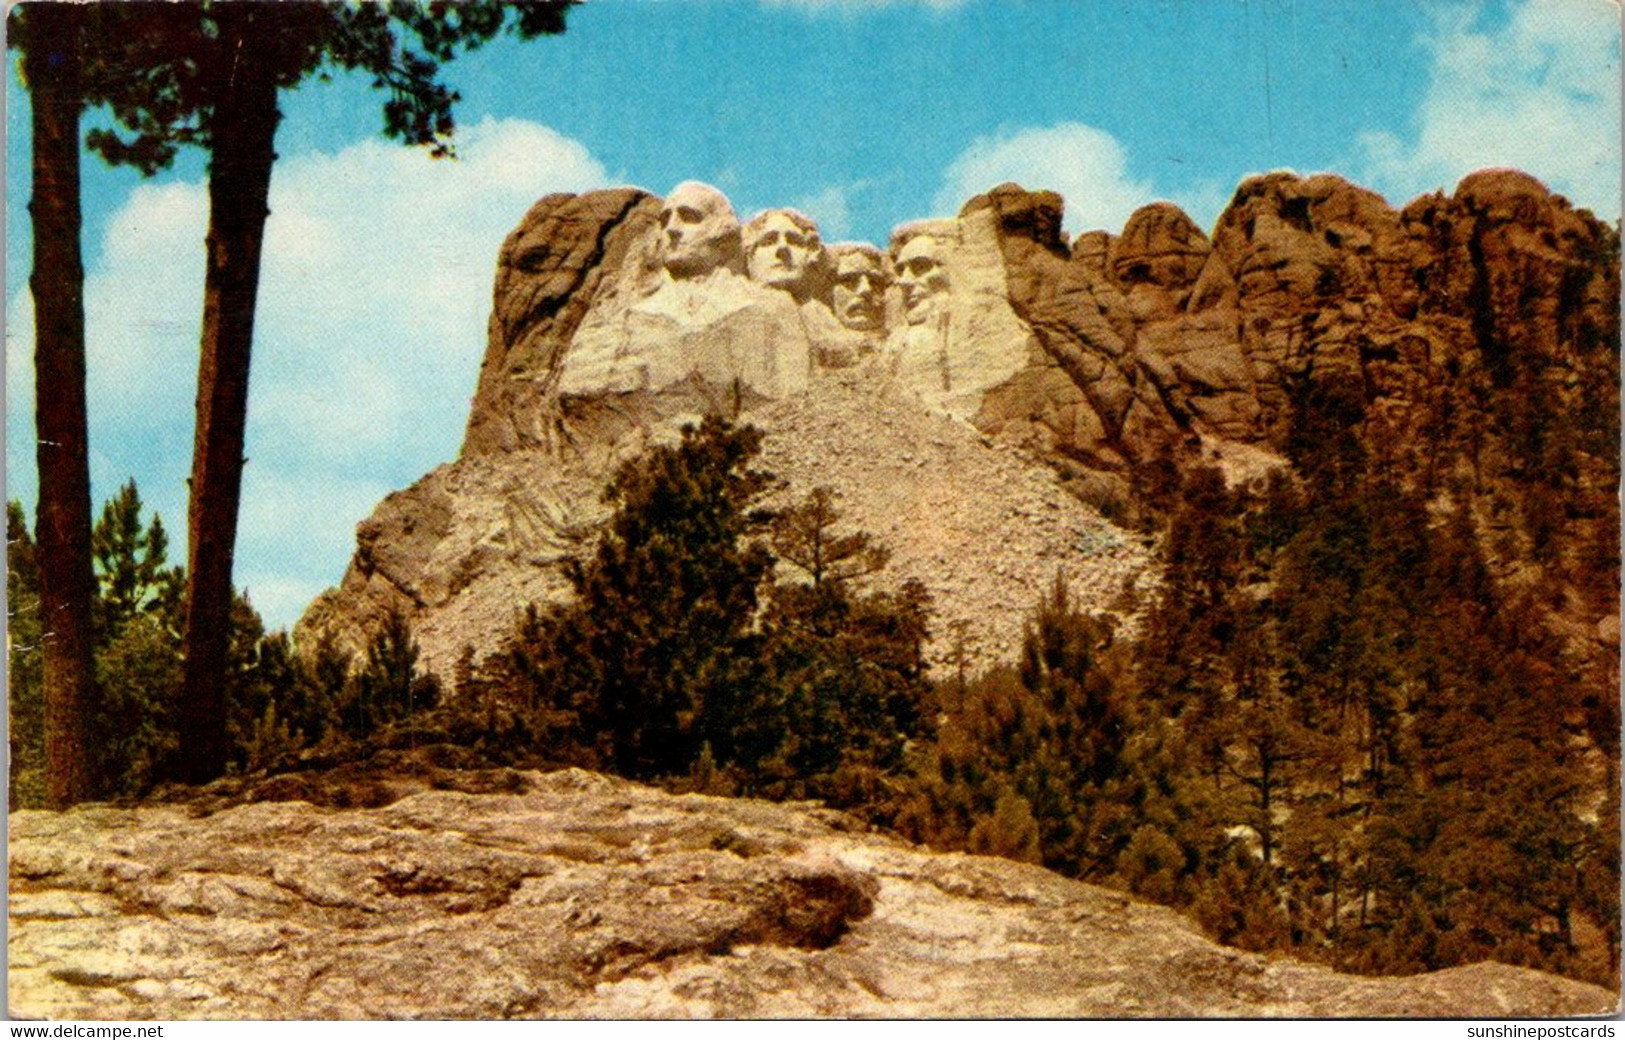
[893,233,950,326]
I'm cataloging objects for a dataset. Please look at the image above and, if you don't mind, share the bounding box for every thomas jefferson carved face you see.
[893,234,950,325]
[659,182,741,279]
[829,245,891,332]
[744,209,825,299]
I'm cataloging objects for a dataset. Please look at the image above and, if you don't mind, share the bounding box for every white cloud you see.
[790,182,864,241]
[6,180,208,546]
[933,122,1156,235]
[1357,0,1621,217]
[234,468,397,627]
[6,117,609,630]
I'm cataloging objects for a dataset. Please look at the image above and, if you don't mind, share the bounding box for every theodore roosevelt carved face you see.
[828,243,891,332]
[744,209,826,301]
[659,181,742,279]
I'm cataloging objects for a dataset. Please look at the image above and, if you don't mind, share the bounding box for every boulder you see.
[9,759,1615,1019]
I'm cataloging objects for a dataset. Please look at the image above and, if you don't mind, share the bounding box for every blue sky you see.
[5,0,1620,629]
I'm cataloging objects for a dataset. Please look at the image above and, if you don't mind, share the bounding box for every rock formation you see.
[883,214,1040,421]
[299,181,1158,680]
[15,169,1619,1020]
[300,170,1619,699]
[9,754,1616,1019]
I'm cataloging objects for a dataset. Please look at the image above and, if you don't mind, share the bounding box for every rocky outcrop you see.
[10,757,1616,1019]
[966,168,1617,472]
[300,181,1159,680]
[961,185,1181,477]
[1197,168,1619,620]
[1110,202,1262,440]
[300,369,1152,681]
[463,188,659,457]
[301,170,1618,690]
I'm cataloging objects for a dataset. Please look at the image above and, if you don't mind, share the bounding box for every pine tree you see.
[343,609,440,739]
[9,1,576,786]
[900,575,1129,879]
[82,480,186,795]
[769,486,889,589]
[514,417,775,778]
[91,479,183,644]
[493,427,932,805]
[8,502,47,806]
[11,2,100,808]
[752,574,932,805]
[93,607,182,795]
[968,786,1043,864]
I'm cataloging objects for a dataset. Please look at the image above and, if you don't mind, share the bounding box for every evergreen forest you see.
[9,403,1619,988]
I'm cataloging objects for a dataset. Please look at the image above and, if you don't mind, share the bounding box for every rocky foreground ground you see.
[8,754,1618,1019]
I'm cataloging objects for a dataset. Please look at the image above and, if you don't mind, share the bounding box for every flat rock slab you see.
[9,766,1616,1019]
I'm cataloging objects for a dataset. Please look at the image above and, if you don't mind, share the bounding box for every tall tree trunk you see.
[26,2,100,808]
[172,17,281,784]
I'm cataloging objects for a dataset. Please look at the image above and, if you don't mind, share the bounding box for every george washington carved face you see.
[659,181,742,279]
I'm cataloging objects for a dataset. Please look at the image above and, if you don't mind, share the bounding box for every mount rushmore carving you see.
[554,179,1034,419]
[457,174,1307,474]
[301,170,1619,688]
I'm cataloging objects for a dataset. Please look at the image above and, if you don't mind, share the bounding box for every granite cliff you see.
[298,168,1618,692]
